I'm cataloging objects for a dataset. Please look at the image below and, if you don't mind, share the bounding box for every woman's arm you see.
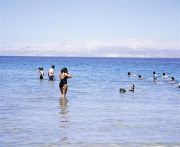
[65,73,72,78]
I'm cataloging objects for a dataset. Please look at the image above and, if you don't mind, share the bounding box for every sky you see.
[0,0,180,57]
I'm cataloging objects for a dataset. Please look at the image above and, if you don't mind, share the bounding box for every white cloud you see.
[0,39,180,57]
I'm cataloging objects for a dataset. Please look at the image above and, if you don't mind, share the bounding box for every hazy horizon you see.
[0,0,179,57]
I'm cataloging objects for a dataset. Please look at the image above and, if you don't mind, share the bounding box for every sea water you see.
[0,56,180,147]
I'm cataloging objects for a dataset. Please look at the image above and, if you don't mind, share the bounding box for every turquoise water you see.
[0,56,180,147]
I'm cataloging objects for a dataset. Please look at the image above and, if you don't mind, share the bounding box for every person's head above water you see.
[131,84,135,88]
[153,71,156,74]
[51,65,55,69]
[169,77,175,84]
[38,67,43,70]
[138,75,142,78]
[128,72,131,76]
[163,73,165,76]
[171,77,175,81]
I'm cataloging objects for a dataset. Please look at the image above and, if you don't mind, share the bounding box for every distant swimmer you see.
[153,71,157,80]
[138,75,144,80]
[38,67,44,80]
[119,88,126,93]
[162,73,168,79]
[128,72,136,77]
[59,67,72,98]
[48,65,55,81]
[169,77,175,84]
[129,84,135,92]
[119,84,135,93]
[128,72,131,77]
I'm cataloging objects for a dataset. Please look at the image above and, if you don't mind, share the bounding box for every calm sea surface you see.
[0,56,180,147]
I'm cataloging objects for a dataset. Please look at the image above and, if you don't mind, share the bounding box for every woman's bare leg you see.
[62,84,68,98]
[65,85,68,97]
[60,88,63,96]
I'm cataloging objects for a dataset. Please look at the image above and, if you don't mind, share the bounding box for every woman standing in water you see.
[38,67,44,80]
[59,67,72,98]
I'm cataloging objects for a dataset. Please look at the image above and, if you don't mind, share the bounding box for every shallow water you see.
[0,56,180,147]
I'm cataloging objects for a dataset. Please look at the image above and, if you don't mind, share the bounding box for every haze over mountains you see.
[1,39,179,58]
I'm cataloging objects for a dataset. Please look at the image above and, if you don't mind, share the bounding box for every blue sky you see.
[0,0,180,57]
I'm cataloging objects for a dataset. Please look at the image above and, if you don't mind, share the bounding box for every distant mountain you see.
[1,39,179,57]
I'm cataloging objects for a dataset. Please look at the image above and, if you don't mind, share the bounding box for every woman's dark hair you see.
[163,73,165,76]
[63,67,68,73]
[153,71,156,74]
[61,68,64,73]
[128,72,131,75]
[61,67,68,73]
[171,77,174,81]
[138,75,141,78]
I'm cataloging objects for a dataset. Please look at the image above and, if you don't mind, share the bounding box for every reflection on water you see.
[48,80,55,86]
[59,97,68,110]
[59,97,69,145]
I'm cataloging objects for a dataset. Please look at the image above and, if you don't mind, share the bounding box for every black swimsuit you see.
[59,77,68,88]
[40,75,43,79]
[49,76,54,81]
